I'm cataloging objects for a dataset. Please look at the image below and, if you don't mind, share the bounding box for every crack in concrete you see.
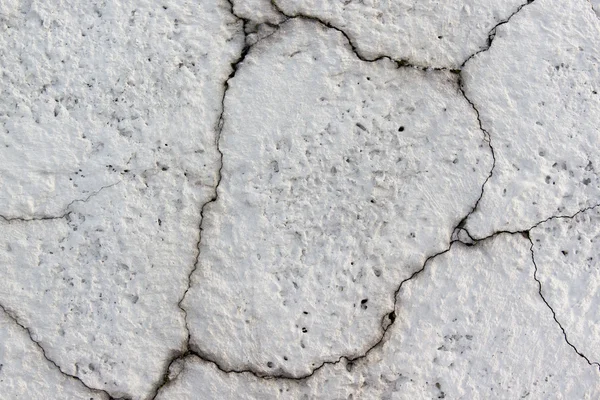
[150,0,559,397]
[152,217,600,398]
[3,0,593,397]
[460,0,537,68]
[527,235,600,371]
[0,303,125,400]
[452,78,496,238]
[269,0,457,73]
[586,0,600,21]
[270,0,537,72]
[0,181,126,399]
[0,181,121,223]
[118,0,600,397]
[147,2,285,398]
[150,242,456,400]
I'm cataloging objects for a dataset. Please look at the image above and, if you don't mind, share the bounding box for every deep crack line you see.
[0,303,125,400]
[527,235,600,371]
[152,2,500,395]
[151,0,598,395]
[149,4,281,399]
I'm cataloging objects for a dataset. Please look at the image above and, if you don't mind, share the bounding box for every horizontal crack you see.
[467,203,600,243]
[0,181,121,223]
[270,0,457,73]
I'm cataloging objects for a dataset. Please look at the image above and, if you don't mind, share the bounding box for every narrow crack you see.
[0,180,126,400]
[150,242,456,398]
[0,304,124,400]
[149,0,508,395]
[270,0,457,73]
[527,234,600,371]
[2,0,593,398]
[450,0,542,237]
[467,203,600,243]
[0,181,121,223]
[452,78,496,238]
[460,0,537,68]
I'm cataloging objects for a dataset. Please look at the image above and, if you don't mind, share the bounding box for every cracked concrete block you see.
[183,19,491,377]
[2,0,600,398]
[274,0,526,67]
[532,207,600,366]
[0,0,242,219]
[0,180,198,398]
[157,235,600,399]
[0,310,108,400]
[462,0,600,238]
[0,0,243,398]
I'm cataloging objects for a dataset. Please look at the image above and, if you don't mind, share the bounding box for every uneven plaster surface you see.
[0,0,599,399]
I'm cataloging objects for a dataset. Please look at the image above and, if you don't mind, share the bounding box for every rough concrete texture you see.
[0,0,599,399]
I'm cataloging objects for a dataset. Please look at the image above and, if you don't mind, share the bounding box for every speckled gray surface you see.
[0,0,599,399]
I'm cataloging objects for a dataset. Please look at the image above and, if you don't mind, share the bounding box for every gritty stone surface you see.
[1,0,600,398]
[532,207,600,366]
[274,0,526,67]
[234,0,286,26]
[0,0,243,398]
[463,0,600,238]
[157,236,600,399]
[0,310,108,400]
[184,19,490,377]
[0,184,195,398]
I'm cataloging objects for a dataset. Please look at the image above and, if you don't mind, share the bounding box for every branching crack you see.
[152,211,600,398]
[148,2,285,398]
[3,0,582,397]
[149,0,565,397]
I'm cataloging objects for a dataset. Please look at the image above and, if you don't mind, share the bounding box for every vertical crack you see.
[451,76,496,240]
[149,2,283,398]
